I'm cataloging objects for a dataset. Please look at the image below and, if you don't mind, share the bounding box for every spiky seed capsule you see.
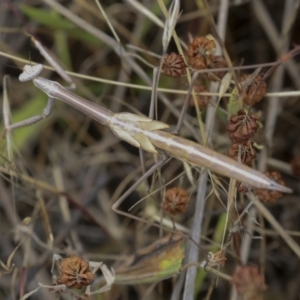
[189,85,210,109]
[57,256,94,289]
[240,73,267,105]
[161,52,187,77]
[162,187,189,215]
[254,171,286,203]
[231,266,267,300]
[206,55,227,81]
[187,37,216,69]
[228,141,256,166]
[227,110,259,143]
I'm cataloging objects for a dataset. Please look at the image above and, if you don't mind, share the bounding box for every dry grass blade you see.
[0,239,24,276]
[125,0,164,27]
[161,0,180,53]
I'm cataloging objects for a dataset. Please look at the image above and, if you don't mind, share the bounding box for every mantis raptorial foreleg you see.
[4,65,45,131]
[5,37,75,132]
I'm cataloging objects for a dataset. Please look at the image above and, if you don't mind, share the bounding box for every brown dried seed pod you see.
[254,171,285,203]
[228,141,256,166]
[161,52,187,77]
[240,73,267,106]
[207,55,227,81]
[57,256,94,289]
[291,155,300,176]
[227,110,259,143]
[231,266,267,300]
[189,85,210,109]
[162,187,189,215]
[187,36,216,69]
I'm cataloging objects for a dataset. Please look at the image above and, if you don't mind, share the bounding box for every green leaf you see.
[20,6,74,30]
[114,234,184,284]
[218,71,232,101]
[20,6,102,46]
[212,213,227,248]
[195,213,227,296]
[54,30,72,70]
[227,87,243,117]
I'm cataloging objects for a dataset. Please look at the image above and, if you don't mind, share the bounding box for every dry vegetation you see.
[0,0,300,299]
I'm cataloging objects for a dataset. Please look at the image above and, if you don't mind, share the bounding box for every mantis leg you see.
[5,96,55,131]
[4,35,76,132]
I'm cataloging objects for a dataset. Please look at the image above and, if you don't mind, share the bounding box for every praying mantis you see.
[3,38,292,203]
[12,63,293,195]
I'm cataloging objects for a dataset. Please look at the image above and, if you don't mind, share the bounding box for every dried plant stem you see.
[0,166,63,194]
[183,0,230,299]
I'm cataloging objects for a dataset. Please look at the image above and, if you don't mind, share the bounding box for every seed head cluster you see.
[240,73,267,106]
[227,110,259,143]
[231,265,267,300]
[162,187,190,215]
[161,52,187,77]
[57,256,94,290]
